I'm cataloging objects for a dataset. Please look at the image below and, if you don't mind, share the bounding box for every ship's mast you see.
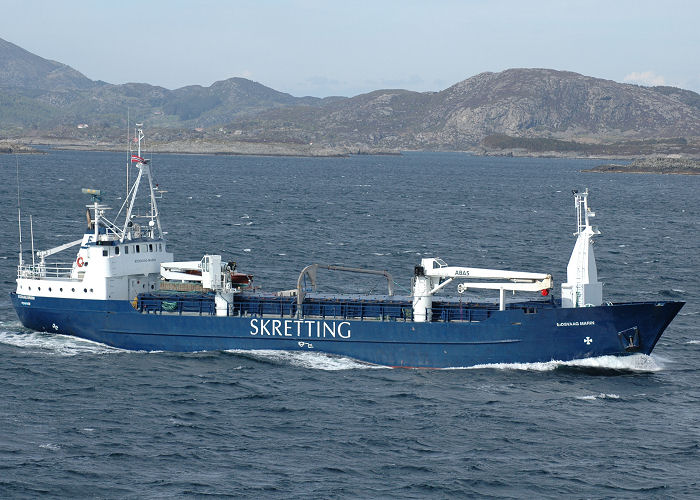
[561,189,603,308]
[121,125,163,241]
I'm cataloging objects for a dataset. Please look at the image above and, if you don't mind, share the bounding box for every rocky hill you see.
[0,37,330,136]
[0,38,97,90]
[2,37,700,155]
[227,69,700,151]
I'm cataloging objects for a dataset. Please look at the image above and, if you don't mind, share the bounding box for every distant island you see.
[585,157,700,175]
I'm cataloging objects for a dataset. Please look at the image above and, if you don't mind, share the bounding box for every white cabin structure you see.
[16,127,173,302]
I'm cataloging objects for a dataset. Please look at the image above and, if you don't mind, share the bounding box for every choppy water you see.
[0,150,698,498]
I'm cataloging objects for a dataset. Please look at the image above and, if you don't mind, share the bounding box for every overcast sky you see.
[2,0,698,97]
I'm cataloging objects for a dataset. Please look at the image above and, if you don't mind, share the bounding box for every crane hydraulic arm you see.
[412,257,553,321]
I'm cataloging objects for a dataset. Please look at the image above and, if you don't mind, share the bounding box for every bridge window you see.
[136,245,140,253]
[103,250,108,256]
[115,246,120,255]
[149,244,153,252]
[125,246,129,254]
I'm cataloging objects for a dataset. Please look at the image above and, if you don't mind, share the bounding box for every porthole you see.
[71,288,75,292]
[38,287,41,291]
[48,287,52,292]
[28,286,31,290]
[151,284,155,289]
[60,288,63,292]
[90,288,93,292]
[83,288,87,293]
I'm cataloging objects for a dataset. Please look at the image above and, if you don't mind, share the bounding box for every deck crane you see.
[412,258,553,321]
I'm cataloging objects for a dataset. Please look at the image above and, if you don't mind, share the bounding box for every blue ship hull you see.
[10,292,683,368]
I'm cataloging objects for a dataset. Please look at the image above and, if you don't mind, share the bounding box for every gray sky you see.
[2,0,698,97]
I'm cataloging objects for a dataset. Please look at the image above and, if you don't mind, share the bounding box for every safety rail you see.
[432,303,496,322]
[136,293,549,322]
[230,296,504,322]
[17,263,74,279]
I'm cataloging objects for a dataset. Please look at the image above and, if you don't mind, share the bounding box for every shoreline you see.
[14,138,401,158]
[6,137,700,162]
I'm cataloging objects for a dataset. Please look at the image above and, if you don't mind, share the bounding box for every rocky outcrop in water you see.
[585,157,700,175]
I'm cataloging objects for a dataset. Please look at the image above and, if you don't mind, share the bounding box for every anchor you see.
[617,326,640,352]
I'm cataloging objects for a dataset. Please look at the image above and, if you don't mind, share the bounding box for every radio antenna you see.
[16,155,23,267]
[126,109,130,199]
[30,214,35,268]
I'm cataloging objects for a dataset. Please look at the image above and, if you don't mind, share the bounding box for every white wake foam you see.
[575,393,621,401]
[0,329,123,357]
[454,354,663,373]
[225,349,386,371]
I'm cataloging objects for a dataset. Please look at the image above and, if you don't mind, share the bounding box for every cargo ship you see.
[10,128,683,368]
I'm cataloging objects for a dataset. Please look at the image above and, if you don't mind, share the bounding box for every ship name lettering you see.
[556,321,596,327]
[249,319,351,339]
[455,270,469,276]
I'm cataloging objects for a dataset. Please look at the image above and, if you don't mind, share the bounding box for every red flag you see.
[131,155,145,163]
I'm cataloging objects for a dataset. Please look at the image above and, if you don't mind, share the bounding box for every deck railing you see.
[17,263,74,280]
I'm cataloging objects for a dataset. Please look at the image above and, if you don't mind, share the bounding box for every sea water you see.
[0,150,698,498]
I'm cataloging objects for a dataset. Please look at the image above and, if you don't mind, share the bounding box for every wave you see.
[452,354,663,373]
[575,393,621,401]
[0,329,123,357]
[224,349,386,371]
[228,351,663,373]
